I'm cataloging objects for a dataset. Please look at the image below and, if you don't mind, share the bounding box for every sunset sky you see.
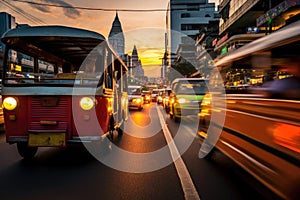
[0,0,219,77]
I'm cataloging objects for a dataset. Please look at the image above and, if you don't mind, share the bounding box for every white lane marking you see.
[156,106,201,200]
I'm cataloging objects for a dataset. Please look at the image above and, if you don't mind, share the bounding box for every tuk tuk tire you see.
[170,105,176,118]
[118,123,124,136]
[108,116,115,141]
[174,116,181,123]
[17,143,38,159]
[165,107,170,114]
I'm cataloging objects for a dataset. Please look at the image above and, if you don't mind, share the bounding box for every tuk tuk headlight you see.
[80,97,95,111]
[3,97,18,111]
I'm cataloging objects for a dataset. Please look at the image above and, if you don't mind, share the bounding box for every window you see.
[181,24,205,31]
[187,5,199,11]
[181,13,190,18]
[176,81,207,95]
[38,60,55,77]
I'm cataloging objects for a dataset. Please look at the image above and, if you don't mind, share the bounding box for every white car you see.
[128,85,144,110]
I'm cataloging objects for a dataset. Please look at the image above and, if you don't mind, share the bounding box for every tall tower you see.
[108,12,125,57]
[131,45,139,66]
[131,45,144,78]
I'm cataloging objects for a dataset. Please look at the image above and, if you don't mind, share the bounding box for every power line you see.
[11,0,215,12]
[1,0,46,25]
[11,0,167,12]
[2,1,45,24]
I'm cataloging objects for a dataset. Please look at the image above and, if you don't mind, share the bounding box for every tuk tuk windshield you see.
[4,49,103,87]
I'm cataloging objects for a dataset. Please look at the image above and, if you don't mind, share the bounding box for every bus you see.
[198,19,300,199]
[1,25,128,159]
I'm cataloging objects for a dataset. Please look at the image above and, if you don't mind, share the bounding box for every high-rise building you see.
[0,12,16,72]
[0,12,16,51]
[165,0,219,80]
[108,12,125,58]
[215,0,300,59]
[166,0,218,55]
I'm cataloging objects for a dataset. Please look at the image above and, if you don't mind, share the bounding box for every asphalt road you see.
[0,103,265,200]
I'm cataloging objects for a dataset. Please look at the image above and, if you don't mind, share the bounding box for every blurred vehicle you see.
[0,79,3,131]
[0,78,2,94]
[162,88,172,113]
[0,96,4,131]
[141,90,151,104]
[169,78,208,122]
[156,89,165,104]
[128,85,144,110]
[151,88,160,102]
[198,20,300,200]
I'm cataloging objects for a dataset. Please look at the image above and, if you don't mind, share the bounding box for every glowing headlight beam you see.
[80,97,95,111]
[3,97,18,111]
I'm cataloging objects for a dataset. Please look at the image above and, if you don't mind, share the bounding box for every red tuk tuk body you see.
[1,25,128,158]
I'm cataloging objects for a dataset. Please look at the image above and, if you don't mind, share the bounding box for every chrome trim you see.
[221,108,300,127]
[226,96,300,103]
[221,140,276,175]
[2,86,104,96]
[72,136,102,141]
[7,137,28,143]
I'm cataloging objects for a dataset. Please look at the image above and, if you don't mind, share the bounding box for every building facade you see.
[166,0,218,54]
[165,0,219,80]
[0,12,17,72]
[215,0,300,87]
[216,0,300,59]
[0,12,16,51]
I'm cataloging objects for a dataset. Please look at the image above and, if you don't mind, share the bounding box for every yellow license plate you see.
[29,133,66,147]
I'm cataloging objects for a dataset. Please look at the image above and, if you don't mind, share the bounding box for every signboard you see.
[216,33,228,47]
[221,47,227,55]
[256,0,299,27]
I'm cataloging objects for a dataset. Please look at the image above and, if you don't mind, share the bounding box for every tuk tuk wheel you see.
[165,107,170,114]
[17,143,38,159]
[118,123,124,136]
[174,116,181,123]
[108,116,115,141]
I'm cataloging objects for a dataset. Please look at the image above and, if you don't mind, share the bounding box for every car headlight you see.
[3,97,18,111]
[80,97,95,110]
[133,98,142,104]
[178,98,186,104]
